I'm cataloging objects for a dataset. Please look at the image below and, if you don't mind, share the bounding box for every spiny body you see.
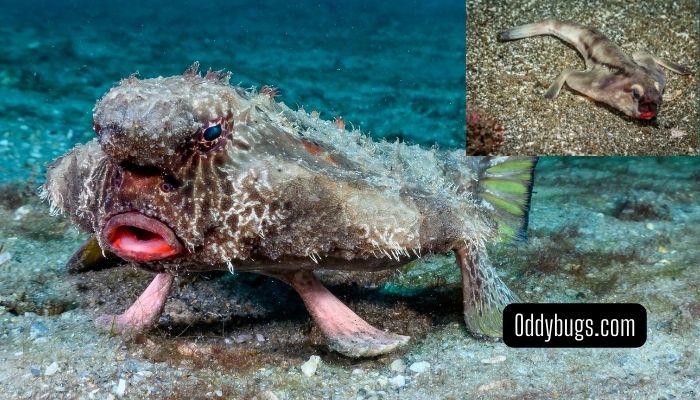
[43,63,536,357]
[499,19,691,119]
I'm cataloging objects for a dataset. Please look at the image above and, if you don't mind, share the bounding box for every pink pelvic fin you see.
[274,270,410,357]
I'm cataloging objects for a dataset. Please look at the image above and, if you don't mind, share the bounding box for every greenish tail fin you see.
[473,156,538,242]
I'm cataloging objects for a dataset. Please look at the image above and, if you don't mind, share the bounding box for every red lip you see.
[638,111,656,120]
[102,212,184,262]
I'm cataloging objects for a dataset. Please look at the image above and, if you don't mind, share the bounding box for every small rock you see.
[214,389,224,397]
[123,359,140,373]
[478,379,514,392]
[300,355,321,377]
[389,375,406,388]
[114,378,126,397]
[44,361,59,376]
[669,128,687,139]
[376,376,388,388]
[29,322,50,340]
[137,370,153,378]
[176,342,196,357]
[255,333,265,342]
[480,355,506,364]
[252,390,278,400]
[356,386,373,398]
[30,366,41,377]
[0,252,11,265]
[389,359,406,373]
[234,333,253,343]
[459,350,475,359]
[13,206,31,221]
[408,361,430,374]
[351,368,364,375]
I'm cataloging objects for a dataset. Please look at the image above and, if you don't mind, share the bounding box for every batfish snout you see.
[637,102,658,120]
[102,212,184,262]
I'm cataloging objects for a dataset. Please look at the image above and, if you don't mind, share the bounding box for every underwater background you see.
[0,0,466,185]
[1,0,699,399]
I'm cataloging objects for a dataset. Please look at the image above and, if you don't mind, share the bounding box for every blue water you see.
[0,0,465,184]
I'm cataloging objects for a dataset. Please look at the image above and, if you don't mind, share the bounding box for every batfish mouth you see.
[102,212,184,262]
[638,111,656,120]
[637,102,657,120]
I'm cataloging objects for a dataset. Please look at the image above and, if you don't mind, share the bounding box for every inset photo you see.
[467,0,698,155]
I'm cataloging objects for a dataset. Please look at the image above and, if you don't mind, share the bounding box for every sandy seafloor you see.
[1,157,698,399]
[467,0,699,156]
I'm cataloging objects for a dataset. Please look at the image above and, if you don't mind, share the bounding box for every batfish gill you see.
[42,63,537,358]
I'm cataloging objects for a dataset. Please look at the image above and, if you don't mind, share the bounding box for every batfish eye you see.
[631,87,641,100]
[202,124,222,141]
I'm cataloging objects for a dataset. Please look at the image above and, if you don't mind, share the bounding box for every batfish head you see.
[93,63,241,168]
[68,63,276,267]
[628,79,663,120]
[596,69,664,120]
[618,73,665,120]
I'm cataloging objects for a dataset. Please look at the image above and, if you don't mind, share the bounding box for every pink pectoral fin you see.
[95,273,174,335]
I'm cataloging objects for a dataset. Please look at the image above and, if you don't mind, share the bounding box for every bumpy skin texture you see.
[45,67,495,274]
[43,65,531,357]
